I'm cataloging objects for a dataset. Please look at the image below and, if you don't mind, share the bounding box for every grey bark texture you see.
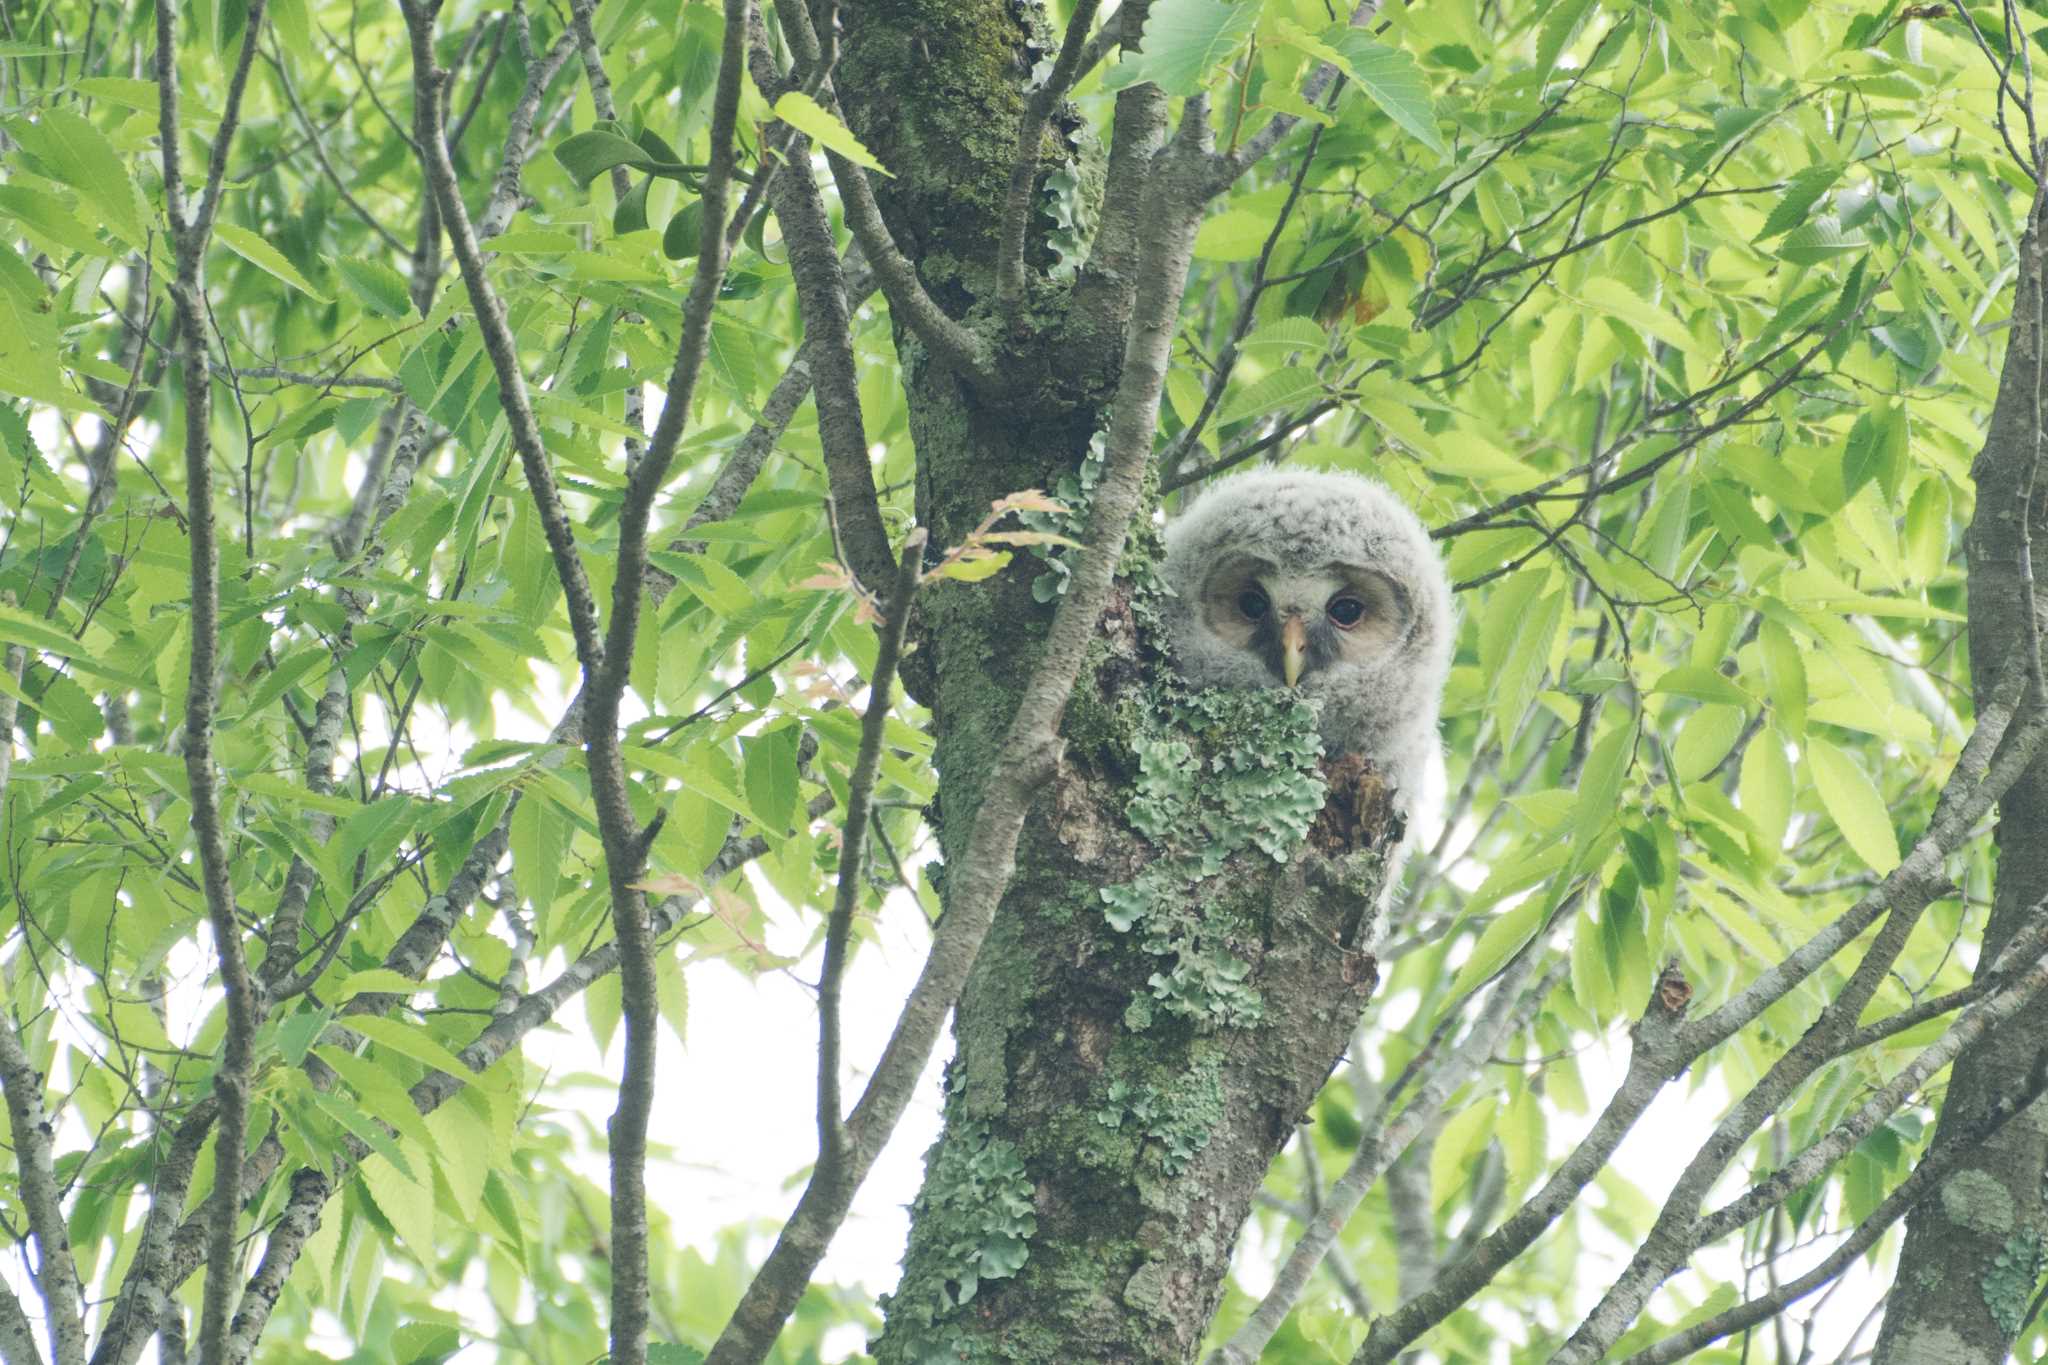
[1874,189,2048,1364]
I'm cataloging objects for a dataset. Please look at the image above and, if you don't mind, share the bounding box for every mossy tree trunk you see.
[829,4,1400,1360]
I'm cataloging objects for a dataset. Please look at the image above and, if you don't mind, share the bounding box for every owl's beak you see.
[1280,614,1308,687]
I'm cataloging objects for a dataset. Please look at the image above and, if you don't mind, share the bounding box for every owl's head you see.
[1160,468,1453,761]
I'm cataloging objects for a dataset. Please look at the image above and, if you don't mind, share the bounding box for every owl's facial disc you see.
[1199,558,1410,687]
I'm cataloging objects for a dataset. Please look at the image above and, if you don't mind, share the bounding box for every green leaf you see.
[1429,1093,1501,1198]
[663,200,705,260]
[1756,164,1842,241]
[1194,209,1279,261]
[511,785,568,925]
[0,184,115,256]
[1649,665,1754,709]
[1759,619,1808,737]
[614,175,652,236]
[347,1014,475,1083]
[1581,278,1700,360]
[6,107,149,249]
[1777,217,1867,266]
[0,605,124,681]
[1740,726,1793,855]
[1240,318,1328,353]
[1841,404,1906,501]
[1102,0,1260,96]
[1481,574,1565,744]
[335,257,413,318]
[214,223,332,302]
[1672,704,1745,782]
[1571,718,1636,862]
[555,128,682,187]
[1904,477,1952,583]
[1805,737,1899,873]
[771,92,891,176]
[1215,368,1320,426]
[742,727,800,835]
[1449,895,1545,999]
[359,1151,437,1261]
[328,968,424,1001]
[1328,33,1448,157]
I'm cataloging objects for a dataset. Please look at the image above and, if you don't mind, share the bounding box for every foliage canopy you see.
[1,0,2045,1361]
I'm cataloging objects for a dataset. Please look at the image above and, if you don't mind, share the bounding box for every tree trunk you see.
[1875,194,2048,1364]
[828,4,1403,1359]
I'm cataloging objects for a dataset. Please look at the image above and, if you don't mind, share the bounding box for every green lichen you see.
[1982,1227,2046,1339]
[1098,688,1325,1029]
[882,1096,1039,1331]
[1942,1167,2017,1237]
[1091,1053,1226,1177]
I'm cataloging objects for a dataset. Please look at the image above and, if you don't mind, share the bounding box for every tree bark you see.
[1875,190,2048,1364]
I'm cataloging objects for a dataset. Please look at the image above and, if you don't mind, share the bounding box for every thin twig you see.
[818,531,925,1170]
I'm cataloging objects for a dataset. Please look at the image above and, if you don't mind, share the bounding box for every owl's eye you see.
[1327,596,1367,629]
[1237,587,1270,621]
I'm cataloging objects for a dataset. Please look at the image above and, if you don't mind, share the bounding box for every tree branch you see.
[219,1169,328,1365]
[1072,3,1167,334]
[818,531,925,1172]
[0,1010,85,1365]
[1559,906,2048,1363]
[1351,661,2048,1365]
[995,0,1102,314]
[774,0,995,388]
[760,135,893,589]
[156,1,276,1359]
[1214,950,1550,1364]
[0,1285,40,1365]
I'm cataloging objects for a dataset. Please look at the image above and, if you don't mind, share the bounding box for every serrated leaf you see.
[1215,368,1320,426]
[1649,665,1754,708]
[1102,0,1260,96]
[1240,318,1328,353]
[1760,618,1808,736]
[0,605,123,681]
[1841,403,1907,503]
[335,257,412,318]
[359,1152,436,1261]
[1806,737,1899,873]
[328,968,424,1002]
[1904,477,1952,583]
[1449,895,1545,999]
[7,107,148,249]
[1581,277,1699,359]
[1328,33,1446,156]
[1194,209,1279,261]
[1571,718,1636,858]
[1778,217,1867,265]
[1740,727,1792,855]
[0,185,114,256]
[1757,163,1844,241]
[214,223,332,301]
[348,1014,475,1083]
[772,92,891,175]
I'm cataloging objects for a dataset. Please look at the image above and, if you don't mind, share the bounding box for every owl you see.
[1160,468,1454,827]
